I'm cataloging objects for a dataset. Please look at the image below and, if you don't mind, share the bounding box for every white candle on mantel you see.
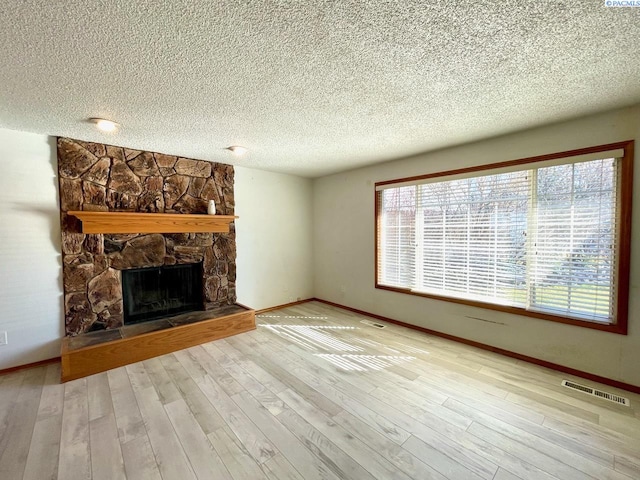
[207,199,216,215]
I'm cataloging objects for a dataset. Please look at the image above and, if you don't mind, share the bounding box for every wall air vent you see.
[561,380,629,406]
[360,319,386,329]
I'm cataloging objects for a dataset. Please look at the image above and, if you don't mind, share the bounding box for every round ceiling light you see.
[89,118,120,132]
[225,145,248,156]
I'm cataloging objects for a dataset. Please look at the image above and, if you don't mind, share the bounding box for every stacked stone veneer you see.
[58,138,236,336]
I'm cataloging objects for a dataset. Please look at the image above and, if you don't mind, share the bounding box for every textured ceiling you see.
[1,1,639,177]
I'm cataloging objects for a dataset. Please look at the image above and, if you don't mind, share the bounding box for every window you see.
[375,142,633,334]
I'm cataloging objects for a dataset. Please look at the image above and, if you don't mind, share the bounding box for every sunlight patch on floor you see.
[259,322,416,371]
[260,324,362,352]
[314,354,416,372]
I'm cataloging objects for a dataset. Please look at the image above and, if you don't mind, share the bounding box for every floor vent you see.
[561,380,630,406]
[360,319,386,329]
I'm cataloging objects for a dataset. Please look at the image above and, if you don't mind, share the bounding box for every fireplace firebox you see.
[122,263,204,325]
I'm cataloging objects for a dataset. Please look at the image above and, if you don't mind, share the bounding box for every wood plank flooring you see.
[1,301,639,479]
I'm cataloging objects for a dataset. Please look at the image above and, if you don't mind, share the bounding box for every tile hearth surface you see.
[66,304,247,351]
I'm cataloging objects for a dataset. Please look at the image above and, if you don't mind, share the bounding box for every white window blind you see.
[377,155,621,324]
[379,186,416,288]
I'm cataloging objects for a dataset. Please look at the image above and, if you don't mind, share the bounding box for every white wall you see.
[313,104,640,387]
[0,128,63,369]
[235,166,314,310]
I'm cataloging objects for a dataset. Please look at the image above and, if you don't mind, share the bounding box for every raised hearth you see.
[61,304,255,382]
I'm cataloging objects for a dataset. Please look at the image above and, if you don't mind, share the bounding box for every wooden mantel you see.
[68,211,238,234]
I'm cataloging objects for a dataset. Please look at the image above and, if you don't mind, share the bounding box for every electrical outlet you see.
[0,331,7,346]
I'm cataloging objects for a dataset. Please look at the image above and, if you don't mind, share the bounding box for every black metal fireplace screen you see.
[121,263,203,325]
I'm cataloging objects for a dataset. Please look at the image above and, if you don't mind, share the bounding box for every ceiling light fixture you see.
[225,145,248,156]
[89,118,120,132]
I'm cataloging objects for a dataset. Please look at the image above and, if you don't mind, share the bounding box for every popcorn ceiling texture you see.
[57,138,236,336]
[1,2,639,177]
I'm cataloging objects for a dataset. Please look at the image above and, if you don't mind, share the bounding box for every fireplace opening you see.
[122,263,204,325]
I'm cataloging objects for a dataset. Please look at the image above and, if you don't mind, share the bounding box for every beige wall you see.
[233,166,314,310]
[0,128,62,369]
[313,104,640,387]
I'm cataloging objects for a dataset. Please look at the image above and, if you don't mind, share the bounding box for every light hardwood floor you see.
[1,301,639,479]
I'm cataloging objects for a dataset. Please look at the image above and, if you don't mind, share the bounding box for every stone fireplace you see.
[58,138,237,336]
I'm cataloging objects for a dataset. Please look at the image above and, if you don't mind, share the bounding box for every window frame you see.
[374,141,634,335]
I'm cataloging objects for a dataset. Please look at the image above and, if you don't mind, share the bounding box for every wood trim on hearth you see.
[61,308,256,382]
